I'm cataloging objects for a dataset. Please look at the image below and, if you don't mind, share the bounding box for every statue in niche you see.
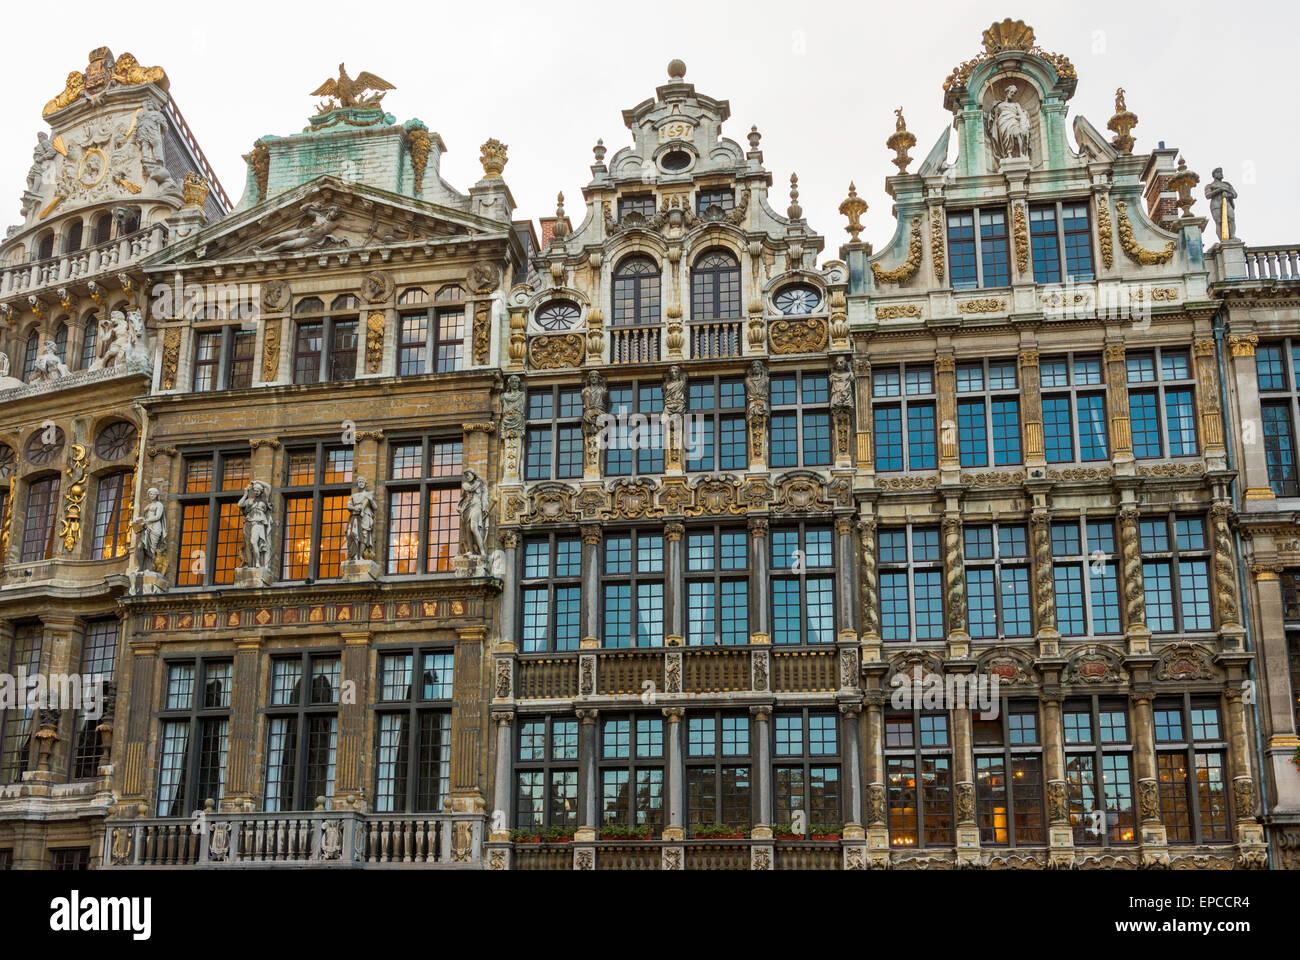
[1205,168,1238,241]
[985,84,1032,160]
[745,360,769,421]
[237,481,273,569]
[253,202,349,254]
[663,365,686,416]
[830,355,854,411]
[501,375,525,436]
[29,339,71,383]
[459,469,489,558]
[344,477,376,561]
[134,487,167,571]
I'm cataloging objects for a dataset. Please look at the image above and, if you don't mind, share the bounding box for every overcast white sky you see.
[7,0,1298,253]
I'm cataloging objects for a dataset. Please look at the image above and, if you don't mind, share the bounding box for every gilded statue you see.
[311,64,395,110]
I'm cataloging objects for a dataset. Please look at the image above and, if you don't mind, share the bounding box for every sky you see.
[6,0,1298,254]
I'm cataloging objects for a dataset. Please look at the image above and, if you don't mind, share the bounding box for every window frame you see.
[872,363,938,472]
[293,296,359,384]
[600,528,665,648]
[1062,695,1137,848]
[524,384,584,481]
[155,656,233,816]
[175,450,250,587]
[1154,694,1232,845]
[972,699,1045,847]
[955,358,1023,468]
[514,715,580,832]
[263,651,343,813]
[1040,353,1110,464]
[685,710,754,834]
[684,524,751,646]
[519,533,583,652]
[770,522,836,645]
[1255,339,1300,496]
[879,526,945,642]
[772,708,842,829]
[1126,347,1198,460]
[280,442,354,582]
[884,709,955,848]
[372,645,455,814]
[770,369,832,469]
[192,324,256,392]
[1140,513,1213,634]
[385,436,463,575]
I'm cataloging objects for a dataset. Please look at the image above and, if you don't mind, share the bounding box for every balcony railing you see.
[1244,245,1300,281]
[1,225,162,297]
[609,324,661,364]
[103,811,484,868]
[689,319,743,359]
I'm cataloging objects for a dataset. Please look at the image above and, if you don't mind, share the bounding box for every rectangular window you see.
[773,710,841,828]
[281,444,353,581]
[1043,354,1108,463]
[1141,515,1213,633]
[687,377,747,471]
[600,715,664,831]
[175,452,248,586]
[91,470,134,559]
[948,211,977,289]
[156,658,232,816]
[602,531,664,648]
[770,372,831,468]
[374,647,454,813]
[979,209,1010,287]
[1156,697,1231,845]
[265,654,341,812]
[515,717,579,832]
[885,712,953,848]
[686,527,749,645]
[69,620,118,779]
[974,702,1044,846]
[964,524,1031,639]
[0,624,43,784]
[1029,205,1061,283]
[521,535,582,652]
[879,527,945,641]
[771,524,834,645]
[192,326,256,392]
[20,475,60,562]
[605,382,664,476]
[386,438,462,575]
[1128,348,1197,459]
[686,712,752,833]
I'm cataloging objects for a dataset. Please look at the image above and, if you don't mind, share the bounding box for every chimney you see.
[1141,144,1180,231]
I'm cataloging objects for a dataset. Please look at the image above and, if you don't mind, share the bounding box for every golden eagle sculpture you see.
[311,64,395,110]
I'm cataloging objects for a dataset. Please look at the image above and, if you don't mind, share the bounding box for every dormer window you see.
[536,300,581,331]
[612,256,661,327]
[696,188,734,214]
[774,284,821,316]
[619,195,657,221]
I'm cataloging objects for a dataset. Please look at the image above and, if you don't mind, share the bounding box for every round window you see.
[773,284,822,315]
[25,426,65,466]
[536,300,581,331]
[95,421,139,461]
[659,150,692,172]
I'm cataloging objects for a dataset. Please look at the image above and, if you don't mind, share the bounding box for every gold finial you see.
[886,107,917,174]
[981,18,1036,54]
[480,138,508,179]
[552,192,569,240]
[1168,156,1200,217]
[839,182,868,242]
[1108,87,1138,155]
[182,172,210,209]
[310,63,395,111]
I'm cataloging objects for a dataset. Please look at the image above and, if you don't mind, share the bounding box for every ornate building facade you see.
[0,22,1291,872]
[0,48,227,869]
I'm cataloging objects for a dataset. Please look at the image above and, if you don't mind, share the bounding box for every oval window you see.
[536,301,581,331]
[773,284,822,315]
[659,150,691,172]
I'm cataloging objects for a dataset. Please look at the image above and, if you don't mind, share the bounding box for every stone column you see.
[1018,349,1045,469]
[1223,682,1268,865]
[862,682,889,864]
[580,524,601,645]
[835,515,857,637]
[1042,683,1074,867]
[448,625,488,813]
[1103,342,1134,465]
[665,522,684,646]
[1252,565,1300,812]
[1228,334,1274,501]
[1117,506,1150,656]
[39,614,83,779]
[334,631,371,807]
[951,672,979,866]
[575,708,599,842]
[942,514,969,659]
[858,517,880,661]
[854,355,873,474]
[1030,512,1059,657]
[750,705,773,840]
[748,518,770,642]
[499,531,519,648]
[1210,504,1245,651]
[662,707,684,841]
[119,640,160,807]
[222,635,263,810]
[1193,338,1227,467]
[1130,687,1170,865]
[491,714,513,839]
[840,703,864,839]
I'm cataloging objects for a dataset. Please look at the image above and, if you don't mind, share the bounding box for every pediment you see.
[152,177,505,268]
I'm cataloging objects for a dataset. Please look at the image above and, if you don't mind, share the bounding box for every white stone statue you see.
[1205,168,1238,241]
[253,202,349,254]
[134,487,167,571]
[830,355,854,412]
[986,85,1032,160]
[21,133,57,218]
[0,352,9,377]
[237,481,273,570]
[344,478,376,561]
[91,310,132,370]
[29,339,71,383]
[459,469,489,558]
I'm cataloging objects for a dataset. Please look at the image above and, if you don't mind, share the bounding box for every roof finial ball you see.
[667,59,687,80]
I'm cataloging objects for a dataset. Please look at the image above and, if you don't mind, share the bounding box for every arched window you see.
[435,284,465,303]
[65,222,83,254]
[53,323,69,361]
[21,329,40,380]
[80,313,99,370]
[93,213,113,246]
[612,256,661,326]
[92,469,135,559]
[35,233,54,261]
[536,300,580,331]
[690,249,741,320]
